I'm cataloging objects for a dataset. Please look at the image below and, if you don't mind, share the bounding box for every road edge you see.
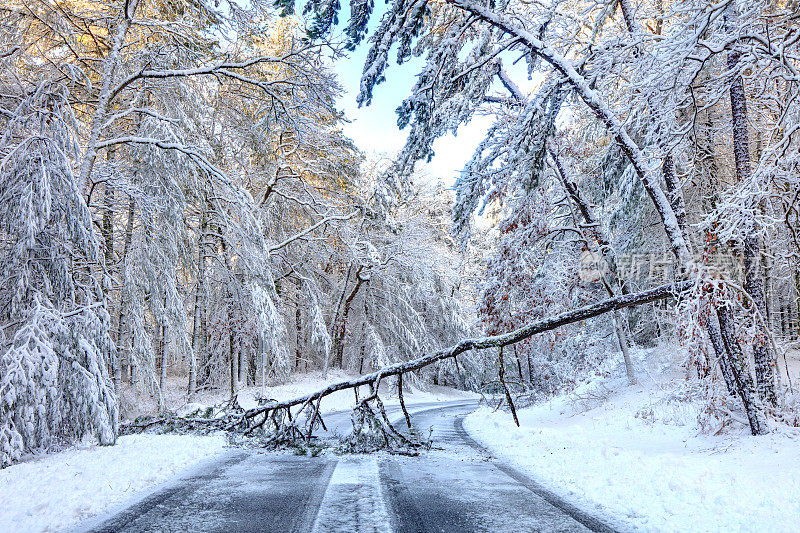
[453,415,622,533]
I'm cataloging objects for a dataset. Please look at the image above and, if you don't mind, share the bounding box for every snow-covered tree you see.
[0,79,117,466]
[287,0,800,434]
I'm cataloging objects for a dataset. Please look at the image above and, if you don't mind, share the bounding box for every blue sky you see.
[330,12,490,188]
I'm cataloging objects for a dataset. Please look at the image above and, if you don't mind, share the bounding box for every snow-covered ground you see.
[2,371,474,533]
[223,370,478,411]
[122,369,479,421]
[464,345,800,532]
[0,433,227,533]
[780,347,800,386]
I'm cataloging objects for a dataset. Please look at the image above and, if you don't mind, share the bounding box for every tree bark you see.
[295,279,303,370]
[397,373,412,428]
[238,345,246,384]
[158,293,167,413]
[617,0,637,34]
[662,155,689,234]
[716,304,767,434]
[220,237,237,397]
[613,309,637,385]
[117,196,135,384]
[332,267,366,369]
[498,346,520,427]
[725,5,776,406]
[705,312,737,397]
[189,206,208,399]
[795,271,800,339]
[102,150,117,391]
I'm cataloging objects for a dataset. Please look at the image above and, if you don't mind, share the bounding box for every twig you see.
[498,346,520,427]
[398,373,412,429]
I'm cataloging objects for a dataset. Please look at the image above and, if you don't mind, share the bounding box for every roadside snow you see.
[132,370,479,421]
[0,434,226,533]
[464,345,800,533]
[2,371,474,533]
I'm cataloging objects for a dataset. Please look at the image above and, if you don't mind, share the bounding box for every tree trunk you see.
[102,169,115,269]
[498,346,519,427]
[102,149,118,391]
[229,327,237,396]
[295,279,303,370]
[220,238,237,397]
[614,309,637,385]
[662,155,689,236]
[332,267,366,369]
[550,149,636,384]
[726,6,776,406]
[229,274,238,396]
[762,236,773,329]
[706,312,739,397]
[512,343,523,382]
[189,206,208,399]
[158,299,167,413]
[617,0,636,34]
[526,349,534,384]
[716,304,767,434]
[78,0,140,191]
[780,299,787,338]
[117,196,135,384]
[238,345,245,384]
[325,263,352,376]
[795,271,800,340]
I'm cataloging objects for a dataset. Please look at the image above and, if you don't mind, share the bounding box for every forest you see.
[1,0,799,470]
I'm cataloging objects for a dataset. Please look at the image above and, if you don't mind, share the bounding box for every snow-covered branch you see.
[268,211,360,253]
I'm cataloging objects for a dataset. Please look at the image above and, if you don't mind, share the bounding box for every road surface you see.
[78,401,616,532]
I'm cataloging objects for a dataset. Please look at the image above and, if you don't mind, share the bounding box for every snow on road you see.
[2,371,475,533]
[311,456,392,533]
[464,345,800,532]
[75,401,605,533]
[0,434,226,533]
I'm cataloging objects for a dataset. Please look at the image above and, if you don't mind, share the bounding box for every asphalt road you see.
[78,401,617,533]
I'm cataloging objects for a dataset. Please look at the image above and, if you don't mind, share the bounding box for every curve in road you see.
[79,401,617,533]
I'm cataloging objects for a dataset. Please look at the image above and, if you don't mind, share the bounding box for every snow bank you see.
[249,371,479,413]
[127,370,478,420]
[0,433,226,532]
[464,345,800,532]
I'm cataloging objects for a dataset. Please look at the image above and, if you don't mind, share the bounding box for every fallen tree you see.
[124,279,694,450]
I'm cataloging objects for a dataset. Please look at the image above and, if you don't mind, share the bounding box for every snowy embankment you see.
[0,433,226,533]
[251,370,478,412]
[131,369,478,421]
[464,346,800,532]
